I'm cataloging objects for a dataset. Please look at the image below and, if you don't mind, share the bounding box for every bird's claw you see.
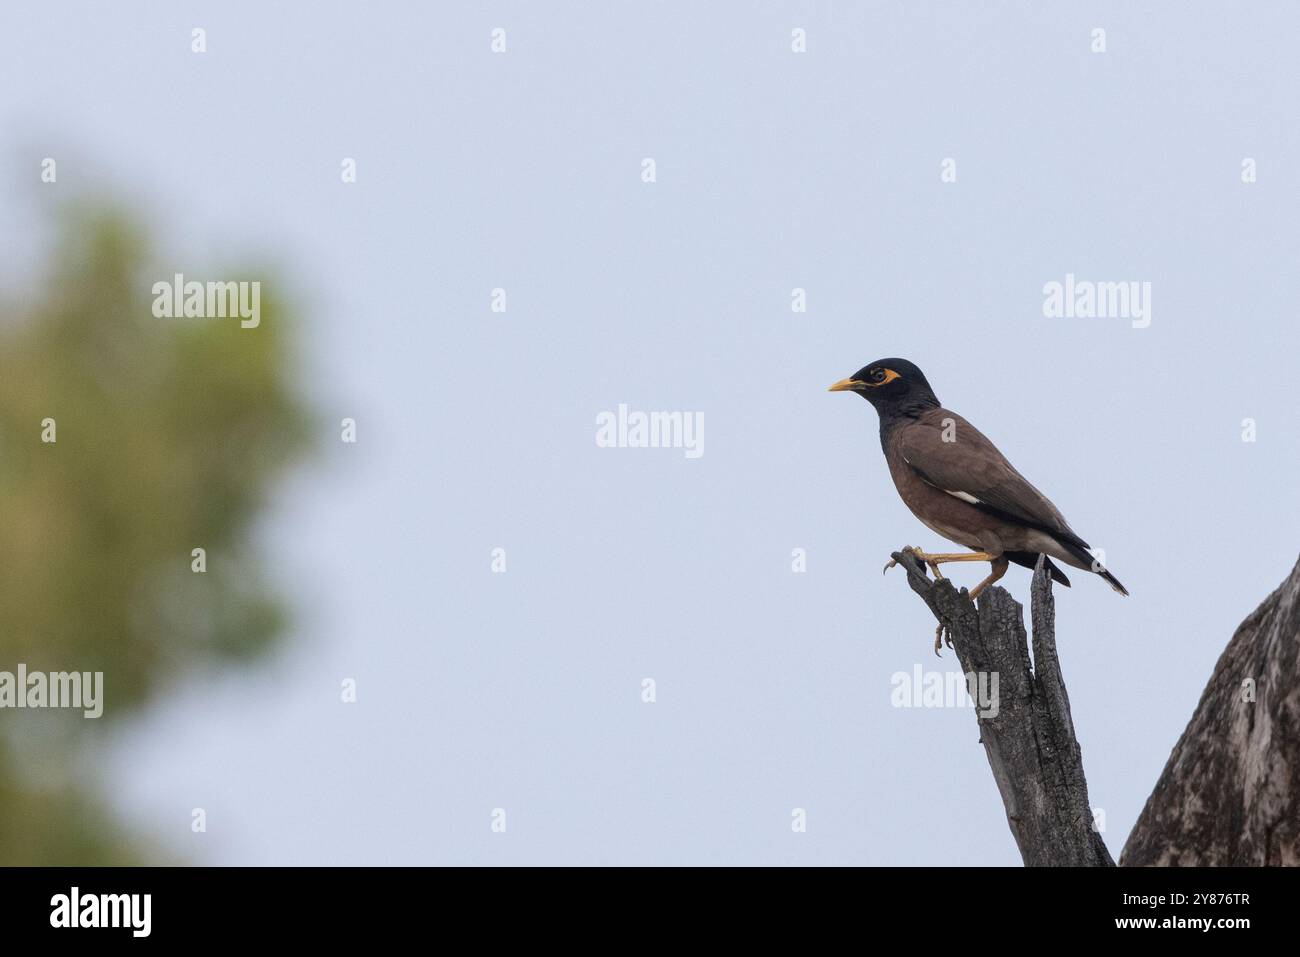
[884,547,953,653]
[932,622,952,656]
[884,546,930,577]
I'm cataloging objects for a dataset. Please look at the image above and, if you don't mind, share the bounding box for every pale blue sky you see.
[2,2,1297,864]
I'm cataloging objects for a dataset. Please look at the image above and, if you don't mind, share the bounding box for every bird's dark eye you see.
[869,369,886,383]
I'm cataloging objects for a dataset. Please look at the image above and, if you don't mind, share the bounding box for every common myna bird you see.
[830,358,1126,645]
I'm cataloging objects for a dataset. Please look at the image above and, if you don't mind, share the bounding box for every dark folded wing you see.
[898,410,1089,549]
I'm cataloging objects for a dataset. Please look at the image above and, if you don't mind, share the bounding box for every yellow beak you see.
[828,378,866,393]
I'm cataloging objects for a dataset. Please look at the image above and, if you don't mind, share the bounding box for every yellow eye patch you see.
[865,368,901,387]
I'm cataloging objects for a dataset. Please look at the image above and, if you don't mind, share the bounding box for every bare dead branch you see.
[890,549,1114,866]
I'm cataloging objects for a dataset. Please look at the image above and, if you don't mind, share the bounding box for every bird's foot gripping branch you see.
[887,549,1115,867]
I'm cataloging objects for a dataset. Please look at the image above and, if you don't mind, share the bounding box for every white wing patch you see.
[903,454,984,507]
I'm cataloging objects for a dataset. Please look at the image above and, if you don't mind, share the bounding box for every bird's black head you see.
[828,358,940,421]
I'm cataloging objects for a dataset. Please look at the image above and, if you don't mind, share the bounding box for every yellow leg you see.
[968,556,1009,601]
[911,550,998,565]
[884,547,997,579]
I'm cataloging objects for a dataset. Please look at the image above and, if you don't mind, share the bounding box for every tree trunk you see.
[1120,556,1300,866]
[891,550,1114,866]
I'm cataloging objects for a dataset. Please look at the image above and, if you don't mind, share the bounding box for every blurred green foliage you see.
[0,206,313,863]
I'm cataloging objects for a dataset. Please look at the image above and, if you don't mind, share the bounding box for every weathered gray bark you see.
[1121,556,1300,866]
[890,549,1114,866]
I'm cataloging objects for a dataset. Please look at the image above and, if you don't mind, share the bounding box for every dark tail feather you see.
[1095,565,1128,596]
[1005,551,1071,587]
[1055,540,1130,596]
